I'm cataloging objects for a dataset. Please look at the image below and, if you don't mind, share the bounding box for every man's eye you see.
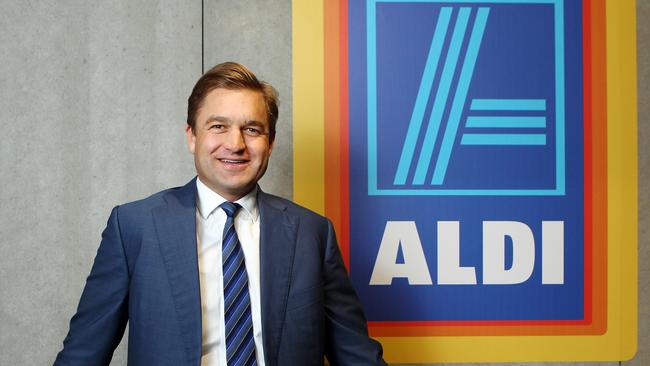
[209,124,226,131]
[243,127,262,137]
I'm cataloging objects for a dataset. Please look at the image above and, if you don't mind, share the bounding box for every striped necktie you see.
[220,202,257,366]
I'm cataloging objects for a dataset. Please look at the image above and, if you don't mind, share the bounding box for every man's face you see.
[186,88,273,201]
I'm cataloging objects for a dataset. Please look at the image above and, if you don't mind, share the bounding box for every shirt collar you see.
[195,178,259,222]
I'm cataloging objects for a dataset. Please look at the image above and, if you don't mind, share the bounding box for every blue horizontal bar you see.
[376,0,559,3]
[461,133,547,145]
[470,99,546,111]
[369,188,565,196]
[466,116,546,128]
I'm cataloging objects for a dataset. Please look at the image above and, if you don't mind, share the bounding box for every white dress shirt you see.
[195,178,266,366]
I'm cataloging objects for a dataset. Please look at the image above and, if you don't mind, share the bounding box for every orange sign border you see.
[292,0,637,361]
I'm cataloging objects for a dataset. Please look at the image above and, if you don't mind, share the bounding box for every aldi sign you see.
[351,0,586,329]
[292,0,637,362]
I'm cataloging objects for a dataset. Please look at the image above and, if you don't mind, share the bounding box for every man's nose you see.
[224,128,246,151]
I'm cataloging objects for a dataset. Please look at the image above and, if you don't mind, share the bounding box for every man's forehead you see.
[198,89,267,120]
[204,87,264,101]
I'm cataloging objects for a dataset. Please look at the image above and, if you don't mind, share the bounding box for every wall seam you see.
[201,0,205,73]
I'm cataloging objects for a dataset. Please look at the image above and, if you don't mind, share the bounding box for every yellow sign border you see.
[292,0,637,362]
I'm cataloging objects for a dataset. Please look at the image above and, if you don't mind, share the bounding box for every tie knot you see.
[220,201,241,218]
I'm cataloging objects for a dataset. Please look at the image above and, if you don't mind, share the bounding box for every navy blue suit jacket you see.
[55,179,385,365]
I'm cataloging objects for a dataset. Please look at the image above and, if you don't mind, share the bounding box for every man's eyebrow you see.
[204,116,264,126]
[205,115,230,124]
[243,119,265,127]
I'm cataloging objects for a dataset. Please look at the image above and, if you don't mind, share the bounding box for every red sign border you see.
[323,0,608,336]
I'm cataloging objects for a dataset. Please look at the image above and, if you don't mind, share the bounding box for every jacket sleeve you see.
[54,206,130,366]
[322,219,387,366]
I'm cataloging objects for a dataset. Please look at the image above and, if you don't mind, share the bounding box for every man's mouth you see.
[218,158,249,165]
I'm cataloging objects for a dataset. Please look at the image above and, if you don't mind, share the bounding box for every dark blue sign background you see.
[348,0,585,321]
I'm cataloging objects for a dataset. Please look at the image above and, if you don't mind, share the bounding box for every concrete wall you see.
[0,1,201,364]
[0,1,645,365]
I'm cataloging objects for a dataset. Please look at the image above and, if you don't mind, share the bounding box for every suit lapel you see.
[258,191,298,366]
[152,179,202,366]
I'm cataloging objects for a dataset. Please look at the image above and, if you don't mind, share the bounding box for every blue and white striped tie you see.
[220,202,257,366]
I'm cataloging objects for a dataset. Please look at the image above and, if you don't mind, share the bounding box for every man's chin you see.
[221,182,257,199]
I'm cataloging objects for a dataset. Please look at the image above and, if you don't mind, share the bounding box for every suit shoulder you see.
[260,192,330,225]
[118,186,186,211]
[115,182,193,218]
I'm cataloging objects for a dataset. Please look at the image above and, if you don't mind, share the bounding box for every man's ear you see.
[185,125,196,154]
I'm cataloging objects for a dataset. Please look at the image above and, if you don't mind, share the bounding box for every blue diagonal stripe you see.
[465,116,546,128]
[223,249,245,285]
[393,7,452,185]
[222,230,238,260]
[432,7,490,185]
[225,293,248,327]
[223,246,244,275]
[226,311,251,349]
[227,313,253,358]
[224,264,247,297]
[229,330,256,366]
[224,266,247,308]
[226,293,251,337]
[412,7,471,185]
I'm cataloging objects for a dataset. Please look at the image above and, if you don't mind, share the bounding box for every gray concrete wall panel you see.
[0,1,201,365]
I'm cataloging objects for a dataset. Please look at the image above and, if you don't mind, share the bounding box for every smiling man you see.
[55,62,386,366]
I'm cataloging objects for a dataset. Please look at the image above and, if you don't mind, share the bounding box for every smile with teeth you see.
[219,158,248,164]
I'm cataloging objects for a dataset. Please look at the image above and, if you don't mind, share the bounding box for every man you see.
[55,62,386,366]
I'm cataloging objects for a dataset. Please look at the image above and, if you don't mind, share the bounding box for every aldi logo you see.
[367,1,565,195]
